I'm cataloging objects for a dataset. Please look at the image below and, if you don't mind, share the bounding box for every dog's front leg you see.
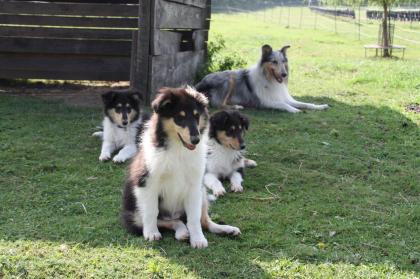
[230,171,244,193]
[99,141,116,161]
[113,144,137,163]
[268,102,301,113]
[141,189,162,241]
[203,173,226,197]
[185,187,208,248]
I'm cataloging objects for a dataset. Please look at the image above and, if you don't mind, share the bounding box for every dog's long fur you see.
[94,90,148,163]
[204,111,257,198]
[196,44,329,113]
[122,87,240,248]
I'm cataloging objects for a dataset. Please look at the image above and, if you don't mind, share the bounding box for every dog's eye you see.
[272,61,278,65]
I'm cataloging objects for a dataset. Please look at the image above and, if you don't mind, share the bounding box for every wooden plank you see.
[192,30,207,51]
[154,0,207,29]
[0,53,130,74]
[0,37,131,56]
[0,1,138,17]
[150,50,205,96]
[152,30,182,55]
[165,0,207,8]
[0,14,138,29]
[0,26,132,40]
[0,69,129,81]
[131,0,151,101]
[27,0,139,3]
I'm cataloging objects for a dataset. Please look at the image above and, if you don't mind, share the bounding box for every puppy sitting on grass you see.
[93,89,147,163]
[122,87,240,248]
[204,110,257,198]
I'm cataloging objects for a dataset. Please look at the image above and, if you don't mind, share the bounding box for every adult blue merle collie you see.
[93,90,148,163]
[196,44,329,113]
[122,87,240,248]
[204,110,257,198]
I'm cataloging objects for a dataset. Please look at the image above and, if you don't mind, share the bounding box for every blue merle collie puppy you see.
[122,87,240,248]
[204,110,257,199]
[93,89,148,163]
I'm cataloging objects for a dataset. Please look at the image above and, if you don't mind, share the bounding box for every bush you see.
[196,34,247,81]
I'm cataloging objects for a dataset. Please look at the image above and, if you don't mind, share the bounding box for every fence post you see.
[299,5,303,28]
[358,5,361,40]
[279,4,283,25]
[133,0,152,102]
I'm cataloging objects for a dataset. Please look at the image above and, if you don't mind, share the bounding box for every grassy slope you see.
[1,9,419,278]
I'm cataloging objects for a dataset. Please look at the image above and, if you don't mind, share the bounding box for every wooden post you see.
[132,0,152,102]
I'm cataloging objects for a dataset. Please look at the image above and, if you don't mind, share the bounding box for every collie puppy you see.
[93,90,148,163]
[122,87,240,248]
[195,44,329,113]
[204,111,257,198]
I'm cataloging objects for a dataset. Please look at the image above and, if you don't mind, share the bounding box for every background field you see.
[0,8,419,278]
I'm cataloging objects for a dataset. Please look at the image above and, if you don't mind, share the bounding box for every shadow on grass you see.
[0,95,419,277]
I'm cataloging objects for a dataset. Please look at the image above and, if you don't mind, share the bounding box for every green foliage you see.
[197,34,247,81]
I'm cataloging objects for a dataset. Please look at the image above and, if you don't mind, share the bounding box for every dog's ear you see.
[239,114,249,130]
[102,91,115,106]
[280,45,291,56]
[261,44,273,60]
[151,88,175,114]
[210,111,229,139]
[129,91,143,104]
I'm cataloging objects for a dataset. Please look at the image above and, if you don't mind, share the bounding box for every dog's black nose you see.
[190,136,200,145]
[240,143,246,150]
[281,73,287,78]
[122,120,128,125]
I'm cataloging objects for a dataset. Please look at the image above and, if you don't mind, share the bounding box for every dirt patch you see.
[405,103,420,114]
[0,80,130,108]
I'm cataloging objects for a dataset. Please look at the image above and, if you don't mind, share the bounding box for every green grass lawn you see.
[1,9,419,278]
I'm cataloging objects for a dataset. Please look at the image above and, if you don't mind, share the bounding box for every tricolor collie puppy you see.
[122,87,240,248]
[204,110,257,198]
[94,90,147,163]
[195,44,329,113]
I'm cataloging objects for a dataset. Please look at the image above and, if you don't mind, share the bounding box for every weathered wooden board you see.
[0,26,132,40]
[152,30,182,55]
[192,30,207,51]
[0,37,131,56]
[0,1,138,17]
[0,14,138,28]
[149,50,205,96]
[0,53,130,76]
[27,0,139,3]
[0,69,129,81]
[166,0,207,8]
[154,0,208,29]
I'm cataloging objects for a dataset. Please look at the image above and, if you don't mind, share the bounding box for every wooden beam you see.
[0,26,132,40]
[0,69,129,81]
[0,1,139,17]
[165,0,207,8]
[0,37,131,56]
[0,14,138,29]
[154,0,208,29]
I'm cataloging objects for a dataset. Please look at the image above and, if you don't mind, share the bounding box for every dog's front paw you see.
[190,236,208,249]
[319,104,330,110]
[213,186,226,197]
[245,159,257,168]
[175,227,190,241]
[112,154,128,163]
[289,108,302,113]
[99,153,111,161]
[143,229,162,242]
[231,184,243,193]
[232,105,244,110]
[222,225,241,236]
